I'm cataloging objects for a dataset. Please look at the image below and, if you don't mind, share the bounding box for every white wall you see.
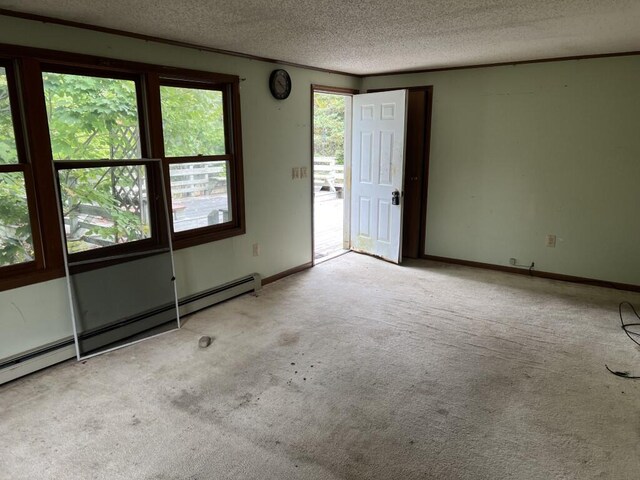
[0,278,71,358]
[363,56,640,285]
[0,16,360,360]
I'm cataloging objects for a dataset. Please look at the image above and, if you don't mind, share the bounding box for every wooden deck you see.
[314,191,346,260]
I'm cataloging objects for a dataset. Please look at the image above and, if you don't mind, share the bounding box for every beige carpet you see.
[2,253,640,479]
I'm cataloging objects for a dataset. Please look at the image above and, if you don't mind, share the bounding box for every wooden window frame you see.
[0,43,245,292]
[152,76,245,249]
[0,59,49,290]
[43,67,165,267]
[54,160,169,271]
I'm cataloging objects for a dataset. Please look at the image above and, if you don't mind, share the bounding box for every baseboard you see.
[263,262,313,286]
[423,254,640,293]
[1,266,309,384]
[0,341,76,385]
[178,273,261,317]
[0,273,263,385]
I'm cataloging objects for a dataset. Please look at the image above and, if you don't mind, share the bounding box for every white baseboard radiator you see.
[178,273,261,317]
[0,273,262,385]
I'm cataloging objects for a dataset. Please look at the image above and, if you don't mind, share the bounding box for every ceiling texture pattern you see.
[1,0,639,74]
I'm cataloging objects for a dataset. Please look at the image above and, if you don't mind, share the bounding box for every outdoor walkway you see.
[314,191,345,261]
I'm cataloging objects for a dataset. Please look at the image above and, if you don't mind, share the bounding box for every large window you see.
[0,46,244,291]
[159,80,242,243]
[43,72,152,257]
[0,65,39,275]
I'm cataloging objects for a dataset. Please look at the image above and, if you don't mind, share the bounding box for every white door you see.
[350,90,407,263]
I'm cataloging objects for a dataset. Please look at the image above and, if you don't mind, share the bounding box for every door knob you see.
[391,190,400,205]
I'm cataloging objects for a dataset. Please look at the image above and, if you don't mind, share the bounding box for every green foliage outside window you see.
[44,73,141,161]
[0,69,32,267]
[314,93,346,165]
[0,172,34,265]
[43,73,148,254]
[0,72,230,265]
[160,85,225,157]
[0,70,19,164]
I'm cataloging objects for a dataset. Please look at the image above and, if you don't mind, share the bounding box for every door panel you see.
[359,197,371,236]
[350,90,407,263]
[378,199,391,242]
[360,132,373,182]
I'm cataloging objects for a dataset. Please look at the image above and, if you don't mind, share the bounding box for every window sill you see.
[1,226,246,292]
[172,224,246,250]
[0,266,65,293]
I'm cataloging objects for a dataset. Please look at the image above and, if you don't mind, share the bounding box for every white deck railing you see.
[314,156,344,192]
[169,164,227,198]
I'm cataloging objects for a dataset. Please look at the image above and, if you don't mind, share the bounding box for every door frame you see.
[365,85,433,259]
[310,85,359,265]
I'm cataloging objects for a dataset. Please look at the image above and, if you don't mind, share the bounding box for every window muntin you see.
[160,85,226,157]
[43,73,142,161]
[169,161,231,232]
[0,172,35,266]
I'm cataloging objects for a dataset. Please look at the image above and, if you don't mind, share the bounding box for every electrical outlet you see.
[300,166,308,178]
[546,234,556,248]
[509,258,517,265]
[292,167,300,179]
[252,243,260,256]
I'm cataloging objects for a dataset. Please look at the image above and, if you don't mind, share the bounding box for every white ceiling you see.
[1,0,640,75]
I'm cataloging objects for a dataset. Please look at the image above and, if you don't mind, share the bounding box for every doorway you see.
[311,85,432,264]
[311,86,355,263]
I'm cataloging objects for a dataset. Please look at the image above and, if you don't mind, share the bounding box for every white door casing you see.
[350,90,407,263]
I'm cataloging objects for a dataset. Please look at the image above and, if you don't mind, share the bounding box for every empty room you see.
[1,1,640,479]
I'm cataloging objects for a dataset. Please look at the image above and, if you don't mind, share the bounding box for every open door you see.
[350,90,407,263]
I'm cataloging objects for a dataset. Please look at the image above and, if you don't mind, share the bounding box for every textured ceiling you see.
[1,1,640,75]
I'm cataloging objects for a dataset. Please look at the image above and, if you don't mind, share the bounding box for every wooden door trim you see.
[310,85,358,265]
[418,87,433,259]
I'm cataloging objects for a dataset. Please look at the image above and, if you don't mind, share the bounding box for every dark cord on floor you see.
[606,301,640,379]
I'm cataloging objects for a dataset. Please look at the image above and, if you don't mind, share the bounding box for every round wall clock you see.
[269,69,292,100]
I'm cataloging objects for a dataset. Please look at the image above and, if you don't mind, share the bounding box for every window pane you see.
[160,86,225,157]
[58,166,151,253]
[0,172,34,266]
[43,73,141,161]
[170,161,231,232]
[0,67,19,165]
